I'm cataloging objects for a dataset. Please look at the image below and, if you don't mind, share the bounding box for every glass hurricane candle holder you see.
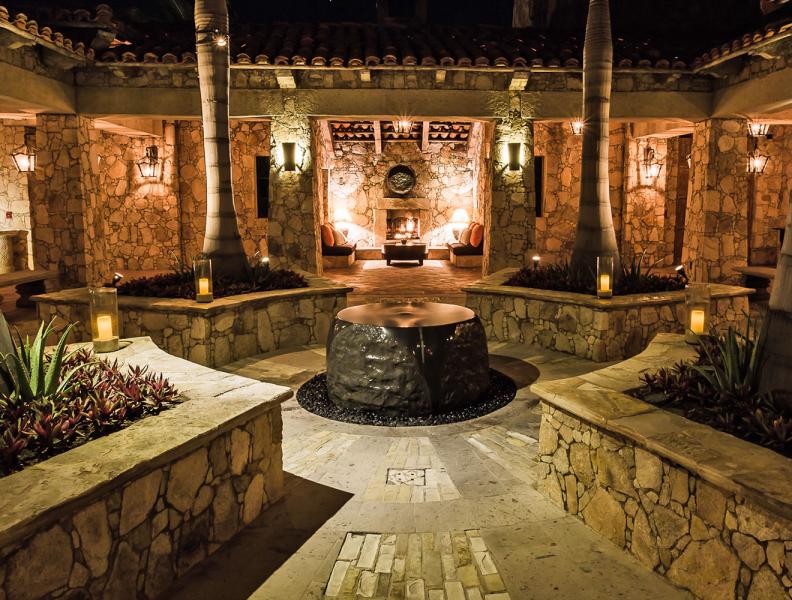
[685,283,711,344]
[193,257,213,303]
[89,287,119,353]
[597,256,614,299]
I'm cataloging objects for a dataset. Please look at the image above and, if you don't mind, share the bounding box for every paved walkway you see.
[165,343,689,600]
[323,260,482,306]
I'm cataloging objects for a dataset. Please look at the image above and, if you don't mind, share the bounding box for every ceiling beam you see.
[374,120,382,154]
[421,121,430,152]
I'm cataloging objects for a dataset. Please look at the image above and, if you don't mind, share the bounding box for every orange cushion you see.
[320,223,336,247]
[459,224,473,245]
[469,223,484,247]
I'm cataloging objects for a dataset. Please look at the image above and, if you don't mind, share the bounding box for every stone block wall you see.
[0,120,33,267]
[537,402,792,600]
[0,406,282,600]
[464,273,751,361]
[35,284,348,368]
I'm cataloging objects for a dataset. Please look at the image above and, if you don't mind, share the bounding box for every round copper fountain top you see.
[336,302,476,328]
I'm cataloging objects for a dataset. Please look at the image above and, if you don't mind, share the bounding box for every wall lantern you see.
[641,146,663,181]
[684,283,711,344]
[89,287,120,353]
[393,118,413,135]
[11,127,36,173]
[136,146,161,178]
[747,121,770,138]
[281,142,297,171]
[596,255,614,299]
[747,150,770,174]
[569,119,584,136]
[193,256,214,303]
[507,142,522,171]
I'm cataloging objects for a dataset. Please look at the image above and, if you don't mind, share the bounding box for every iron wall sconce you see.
[136,146,161,178]
[569,119,584,136]
[507,142,522,171]
[282,142,297,171]
[641,146,663,182]
[747,150,770,174]
[747,122,770,138]
[11,126,36,173]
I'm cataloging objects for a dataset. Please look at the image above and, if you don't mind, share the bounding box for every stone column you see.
[683,119,749,282]
[267,100,321,274]
[486,106,535,273]
[29,115,92,285]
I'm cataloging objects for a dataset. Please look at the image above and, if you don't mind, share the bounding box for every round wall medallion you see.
[386,164,417,196]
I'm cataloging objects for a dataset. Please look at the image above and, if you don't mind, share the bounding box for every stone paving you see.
[323,260,482,306]
[161,341,691,600]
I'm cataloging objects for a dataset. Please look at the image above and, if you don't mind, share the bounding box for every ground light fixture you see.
[507,142,522,171]
[136,146,161,178]
[596,255,614,298]
[10,126,36,173]
[684,283,711,344]
[569,119,584,135]
[193,257,214,303]
[89,286,120,353]
[532,254,541,270]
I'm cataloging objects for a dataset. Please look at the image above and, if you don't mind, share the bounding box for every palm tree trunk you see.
[195,0,248,279]
[760,191,792,396]
[570,0,620,281]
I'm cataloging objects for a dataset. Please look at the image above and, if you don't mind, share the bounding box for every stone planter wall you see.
[0,338,292,600]
[463,269,752,362]
[34,272,351,367]
[532,334,792,600]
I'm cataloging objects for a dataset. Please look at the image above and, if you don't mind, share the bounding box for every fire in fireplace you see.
[386,209,421,240]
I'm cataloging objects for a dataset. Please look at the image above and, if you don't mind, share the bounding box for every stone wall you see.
[0,338,288,600]
[751,125,792,266]
[463,269,751,362]
[0,120,33,268]
[684,119,750,283]
[35,275,350,368]
[323,125,483,248]
[533,123,626,264]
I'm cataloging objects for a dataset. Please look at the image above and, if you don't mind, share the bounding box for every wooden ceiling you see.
[328,120,472,152]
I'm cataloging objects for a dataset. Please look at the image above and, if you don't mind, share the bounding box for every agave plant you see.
[0,316,83,403]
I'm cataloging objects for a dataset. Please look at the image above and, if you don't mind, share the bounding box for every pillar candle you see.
[198,277,210,296]
[689,309,706,335]
[96,315,113,341]
[598,273,611,293]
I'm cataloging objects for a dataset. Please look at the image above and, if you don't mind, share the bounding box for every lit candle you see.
[599,273,611,293]
[689,309,706,335]
[96,314,113,341]
[198,277,210,296]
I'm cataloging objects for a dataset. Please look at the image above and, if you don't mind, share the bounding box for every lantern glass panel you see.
[596,256,614,298]
[193,257,213,303]
[684,283,711,344]
[89,287,120,353]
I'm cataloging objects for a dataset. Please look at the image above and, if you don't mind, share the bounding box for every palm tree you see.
[760,191,792,395]
[570,0,621,281]
[194,0,248,278]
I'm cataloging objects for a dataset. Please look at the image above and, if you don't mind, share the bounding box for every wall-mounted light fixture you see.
[507,142,522,171]
[569,119,584,136]
[393,118,413,135]
[11,126,36,173]
[641,145,663,181]
[747,121,770,138]
[196,27,229,47]
[281,142,297,172]
[747,150,770,174]
[136,146,161,178]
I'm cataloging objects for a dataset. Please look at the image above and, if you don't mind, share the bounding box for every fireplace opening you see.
[386,209,421,241]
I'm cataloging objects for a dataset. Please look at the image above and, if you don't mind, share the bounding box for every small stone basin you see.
[326,302,490,417]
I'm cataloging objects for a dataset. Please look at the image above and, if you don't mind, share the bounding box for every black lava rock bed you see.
[297,370,517,426]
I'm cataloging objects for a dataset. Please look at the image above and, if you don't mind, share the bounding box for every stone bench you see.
[733,266,776,300]
[0,267,59,307]
[531,333,792,600]
[0,337,292,600]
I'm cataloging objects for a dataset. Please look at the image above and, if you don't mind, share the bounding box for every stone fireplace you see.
[375,198,431,245]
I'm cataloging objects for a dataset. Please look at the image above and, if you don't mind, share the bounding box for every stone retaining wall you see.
[34,273,351,367]
[463,269,752,361]
[0,338,292,600]
[532,334,792,600]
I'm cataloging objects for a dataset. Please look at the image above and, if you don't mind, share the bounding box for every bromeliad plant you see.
[635,319,792,457]
[0,316,180,475]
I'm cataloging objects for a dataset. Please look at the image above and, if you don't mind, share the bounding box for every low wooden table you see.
[0,268,60,307]
[382,242,427,265]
